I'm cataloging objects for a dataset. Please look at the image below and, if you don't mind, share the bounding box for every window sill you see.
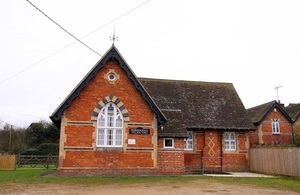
[163,147,174,149]
[96,147,123,151]
[224,150,237,153]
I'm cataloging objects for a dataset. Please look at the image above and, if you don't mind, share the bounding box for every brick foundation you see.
[57,167,158,176]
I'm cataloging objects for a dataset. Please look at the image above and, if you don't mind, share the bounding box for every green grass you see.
[204,176,300,193]
[0,169,300,193]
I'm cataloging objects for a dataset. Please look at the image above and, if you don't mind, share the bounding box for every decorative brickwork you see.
[57,58,160,176]
[91,95,129,122]
[202,131,222,172]
[52,45,252,176]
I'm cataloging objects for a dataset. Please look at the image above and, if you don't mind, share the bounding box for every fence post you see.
[46,154,49,169]
[17,155,20,168]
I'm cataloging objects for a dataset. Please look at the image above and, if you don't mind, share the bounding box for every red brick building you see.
[247,100,293,146]
[50,45,254,176]
[285,103,300,144]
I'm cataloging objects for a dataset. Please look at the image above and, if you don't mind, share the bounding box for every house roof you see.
[158,109,187,137]
[50,45,167,127]
[285,103,300,122]
[139,78,254,131]
[246,100,293,125]
[50,45,254,134]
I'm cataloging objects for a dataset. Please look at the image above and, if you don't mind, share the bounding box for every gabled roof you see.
[139,78,254,131]
[285,103,300,122]
[246,100,293,125]
[50,45,167,127]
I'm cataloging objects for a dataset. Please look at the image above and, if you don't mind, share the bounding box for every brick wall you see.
[184,131,203,171]
[184,152,202,171]
[222,153,248,171]
[64,125,94,147]
[202,130,222,172]
[157,138,185,174]
[294,118,300,144]
[255,110,293,145]
[65,59,154,123]
[222,132,249,172]
[294,118,300,134]
[200,130,249,172]
[59,59,159,176]
[249,129,259,145]
[57,57,252,175]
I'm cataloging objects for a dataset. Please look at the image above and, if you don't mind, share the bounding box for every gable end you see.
[50,45,166,127]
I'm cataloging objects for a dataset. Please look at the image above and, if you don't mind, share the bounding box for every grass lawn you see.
[1,168,300,193]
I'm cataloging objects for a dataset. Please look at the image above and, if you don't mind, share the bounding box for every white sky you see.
[0,0,300,127]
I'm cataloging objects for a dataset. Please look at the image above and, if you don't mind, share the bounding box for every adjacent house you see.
[50,44,254,176]
[285,103,300,144]
[246,100,293,146]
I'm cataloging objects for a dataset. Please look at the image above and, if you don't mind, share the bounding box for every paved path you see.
[204,172,275,177]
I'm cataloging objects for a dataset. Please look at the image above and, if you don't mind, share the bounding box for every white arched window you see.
[97,103,123,147]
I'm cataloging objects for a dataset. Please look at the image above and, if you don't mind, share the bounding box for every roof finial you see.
[110,29,118,45]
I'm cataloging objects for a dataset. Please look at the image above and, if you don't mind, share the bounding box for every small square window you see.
[163,138,174,148]
[224,132,236,151]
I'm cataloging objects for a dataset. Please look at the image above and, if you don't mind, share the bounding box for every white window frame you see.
[163,138,174,148]
[224,132,236,151]
[184,131,193,151]
[97,103,123,147]
[271,119,280,134]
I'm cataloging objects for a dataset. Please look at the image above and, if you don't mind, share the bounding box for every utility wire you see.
[79,0,151,41]
[0,43,76,84]
[0,119,16,129]
[26,0,101,56]
[0,0,151,85]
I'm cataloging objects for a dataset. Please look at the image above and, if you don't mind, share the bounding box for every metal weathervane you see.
[110,29,118,44]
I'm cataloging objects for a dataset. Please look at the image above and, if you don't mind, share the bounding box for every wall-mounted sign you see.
[130,128,150,135]
[128,139,136,145]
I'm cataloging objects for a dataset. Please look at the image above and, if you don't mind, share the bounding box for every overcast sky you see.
[1,0,300,127]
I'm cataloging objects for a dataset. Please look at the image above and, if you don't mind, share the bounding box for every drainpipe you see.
[220,131,223,173]
[291,122,295,145]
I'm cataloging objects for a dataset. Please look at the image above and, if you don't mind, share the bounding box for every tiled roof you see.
[158,109,187,137]
[139,78,254,130]
[246,101,276,124]
[285,103,300,121]
[246,100,293,124]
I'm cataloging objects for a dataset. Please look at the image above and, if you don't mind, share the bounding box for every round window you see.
[107,73,116,81]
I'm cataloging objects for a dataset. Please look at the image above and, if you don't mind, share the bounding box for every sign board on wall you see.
[128,139,136,145]
[129,128,150,135]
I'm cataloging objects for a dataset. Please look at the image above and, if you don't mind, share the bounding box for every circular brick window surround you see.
[104,69,119,83]
[108,73,116,81]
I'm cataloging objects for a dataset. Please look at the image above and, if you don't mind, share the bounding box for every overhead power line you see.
[26,0,101,56]
[80,0,151,40]
[0,44,75,84]
[0,118,16,129]
[0,0,151,85]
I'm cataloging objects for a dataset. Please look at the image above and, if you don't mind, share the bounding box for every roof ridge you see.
[246,100,277,111]
[138,77,232,85]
